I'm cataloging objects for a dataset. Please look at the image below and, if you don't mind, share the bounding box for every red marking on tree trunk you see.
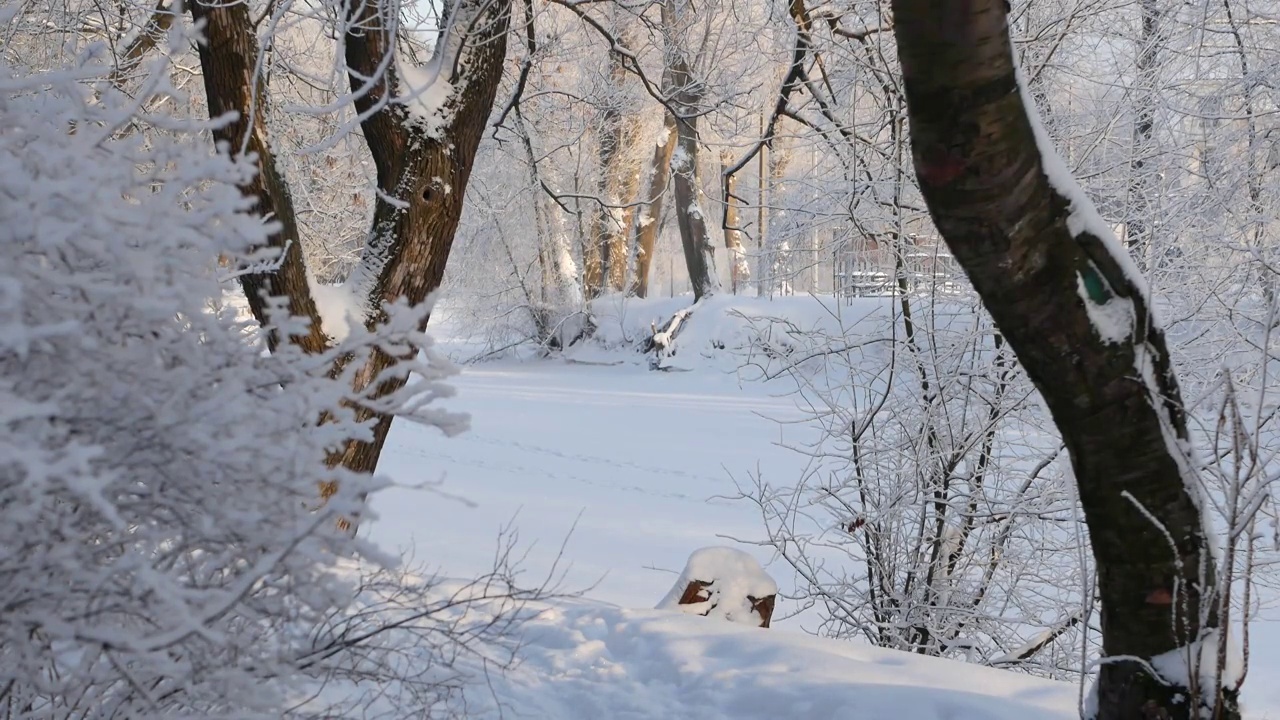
[918,149,967,186]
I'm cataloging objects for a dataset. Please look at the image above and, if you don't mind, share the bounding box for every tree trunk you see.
[585,30,644,297]
[193,0,511,511]
[629,116,677,298]
[190,0,327,355]
[756,111,768,297]
[662,0,720,301]
[720,150,750,293]
[891,2,1238,718]
[1127,0,1160,271]
[670,111,720,300]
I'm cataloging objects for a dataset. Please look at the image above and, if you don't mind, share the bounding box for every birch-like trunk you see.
[629,115,677,298]
[720,150,750,293]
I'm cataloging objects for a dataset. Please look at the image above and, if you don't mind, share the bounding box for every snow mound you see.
[483,598,1079,719]
[657,546,777,626]
[572,293,893,373]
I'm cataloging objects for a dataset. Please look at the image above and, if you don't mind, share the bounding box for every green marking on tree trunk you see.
[1080,265,1112,304]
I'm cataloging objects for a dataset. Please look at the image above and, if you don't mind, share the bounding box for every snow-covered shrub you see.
[743,294,1088,677]
[0,47,464,717]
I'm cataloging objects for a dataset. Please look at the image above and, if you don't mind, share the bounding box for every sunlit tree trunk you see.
[662,0,720,300]
[585,25,644,297]
[629,116,677,298]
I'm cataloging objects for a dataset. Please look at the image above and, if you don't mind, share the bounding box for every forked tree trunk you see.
[891,2,1238,718]
[190,0,327,355]
[192,0,511,506]
[630,116,677,298]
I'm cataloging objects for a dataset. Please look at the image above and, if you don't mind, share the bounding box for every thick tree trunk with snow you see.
[193,0,511,492]
[661,0,719,301]
[671,112,720,300]
[630,116,677,298]
[891,2,1238,718]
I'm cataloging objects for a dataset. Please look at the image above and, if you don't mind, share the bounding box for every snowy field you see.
[363,297,1280,719]
[368,359,805,613]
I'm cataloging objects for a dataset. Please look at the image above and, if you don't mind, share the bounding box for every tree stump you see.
[657,547,777,628]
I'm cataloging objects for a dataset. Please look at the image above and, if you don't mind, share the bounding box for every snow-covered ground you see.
[464,597,1082,719]
[363,295,1280,719]
[367,356,806,618]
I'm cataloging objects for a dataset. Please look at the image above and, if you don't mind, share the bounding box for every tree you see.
[891,1,1240,717]
[661,0,720,301]
[583,14,645,298]
[189,0,512,510]
[630,114,678,298]
[743,298,1083,672]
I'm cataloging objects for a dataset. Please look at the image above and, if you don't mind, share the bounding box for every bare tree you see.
[661,0,720,300]
[1126,0,1162,271]
[190,0,512,504]
[891,1,1239,716]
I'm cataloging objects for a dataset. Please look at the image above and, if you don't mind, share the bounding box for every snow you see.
[656,546,777,626]
[311,279,361,341]
[1149,628,1244,701]
[398,59,455,138]
[1075,271,1135,344]
[396,0,492,138]
[671,145,690,171]
[364,295,1280,718]
[474,597,1080,720]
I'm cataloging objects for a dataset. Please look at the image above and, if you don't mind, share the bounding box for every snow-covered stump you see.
[657,547,777,628]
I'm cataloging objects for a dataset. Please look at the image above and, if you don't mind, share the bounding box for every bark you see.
[329,0,511,481]
[662,0,720,301]
[671,111,720,300]
[108,0,174,90]
[720,150,749,293]
[629,115,677,298]
[191,0,328,355]
[1127,0,1160,270]
[585,31,644,297]
[193,0,511,510]
[756,112,768,297]
[891,2,1237,718]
